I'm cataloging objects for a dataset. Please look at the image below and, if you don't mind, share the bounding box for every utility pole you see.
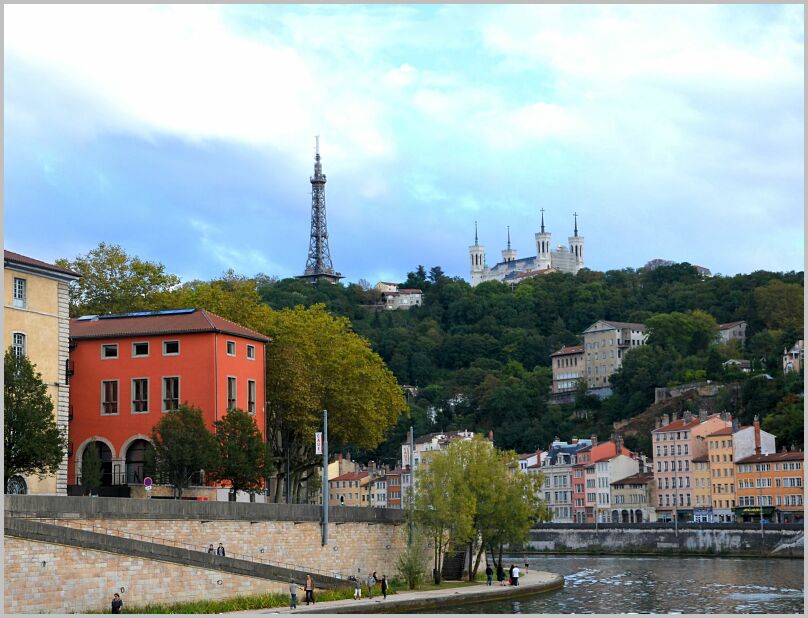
[408,425,415,546]
[322,409,329,546]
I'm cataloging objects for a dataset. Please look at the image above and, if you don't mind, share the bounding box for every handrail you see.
[36,518,348,581]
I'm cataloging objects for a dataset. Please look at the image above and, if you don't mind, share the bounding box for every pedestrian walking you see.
[349,575,362,600]
[367,572,376,599]
[485,564,493,586]
[381,574,388,600]
[508,564,515,585]
[289,579,298,609]
[305,574,315,605]
[216,543,226,557]
[207,544,215,554]
[512,564,520,587]
[524,559,529,575]
[111,593,123,614]
[496,563,505,586]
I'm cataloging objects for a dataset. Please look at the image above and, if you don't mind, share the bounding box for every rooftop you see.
[551,345,584,356]
[70,308,269,343]
[736,451,804,465]
[652,417,702,432]
[719,321,746,330]
[4,250,81,278]
[611,472,654,486]
[330,471,370,482]
[707,427,735,437]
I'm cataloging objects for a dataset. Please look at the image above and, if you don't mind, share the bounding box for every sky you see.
[4,4,804,285]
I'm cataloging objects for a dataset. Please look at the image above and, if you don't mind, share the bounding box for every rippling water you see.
[419,555,804,614]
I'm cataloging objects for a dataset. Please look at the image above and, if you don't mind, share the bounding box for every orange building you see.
[691,455,712,522]
[706,426,737,522]
[735,451,804,524]
[67,309,268,497]
[329,471,369,507]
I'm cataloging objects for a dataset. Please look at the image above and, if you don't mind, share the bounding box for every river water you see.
[421,555,804,614]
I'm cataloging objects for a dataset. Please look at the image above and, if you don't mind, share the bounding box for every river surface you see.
[420,555,804,614]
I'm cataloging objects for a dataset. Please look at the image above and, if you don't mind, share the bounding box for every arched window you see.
[82,441,113,486]
[126,439,152,484]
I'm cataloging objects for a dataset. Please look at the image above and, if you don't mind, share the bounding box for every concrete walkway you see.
[231,570,564,614]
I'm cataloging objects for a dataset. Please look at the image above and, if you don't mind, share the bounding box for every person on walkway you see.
[349,575,362,600]
[381,574,388,600]
[216,543,226,557]
[496,563,505,586]
[485,564,493,586]
[512,564,520,587]
[289,579,298,609]
[207,544,215,554]
[508,564,515,585]
[367,572,376,599]
[111,593,123,614]
[305,574,315,605]
[524,559,529,575]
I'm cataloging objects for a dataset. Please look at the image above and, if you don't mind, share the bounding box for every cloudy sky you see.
[4,4,804,284]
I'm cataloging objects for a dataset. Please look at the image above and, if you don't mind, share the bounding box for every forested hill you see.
[257,264,804,462]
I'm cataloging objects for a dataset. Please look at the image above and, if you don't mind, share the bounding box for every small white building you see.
[718,321,747,347]
[375,282,424,310]
[783,340,804,374]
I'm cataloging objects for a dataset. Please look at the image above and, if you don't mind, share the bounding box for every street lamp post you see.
[322,409,328,546]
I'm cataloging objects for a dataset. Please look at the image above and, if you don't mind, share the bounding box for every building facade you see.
[67,309,268,496]
[718,321,747,347]
[735,452,804,524]
[610,472,657,523]
[596,453,641,523]
[582,321,647,389]
[783,340,804,374]
[536,438,592,522]
[691,455,712,522]
[4,251,80,495]
[329,471,369,507]
[375,282,424,310]
[469,213,584,286]
[550,345,585,395]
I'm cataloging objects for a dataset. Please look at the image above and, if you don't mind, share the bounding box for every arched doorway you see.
[6,475,27,494]
[635,509,643,523]
[611,510,619,523]
[125,439,152,484]
[82,441,113,486]
[621,510,630,523]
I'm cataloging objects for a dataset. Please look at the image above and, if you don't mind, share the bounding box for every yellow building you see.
[707,427,736,522]
[4,250,79,495]
[691,455,712,522]
[329,471,369,507]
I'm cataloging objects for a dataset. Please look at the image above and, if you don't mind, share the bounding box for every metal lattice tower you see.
[298,137,343,284]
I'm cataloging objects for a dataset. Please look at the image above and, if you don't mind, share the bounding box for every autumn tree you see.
[150,404,218,499]
[264,305,407,501]
[56,242,180,316]
[210,408,274,500]
[4,351,66,492]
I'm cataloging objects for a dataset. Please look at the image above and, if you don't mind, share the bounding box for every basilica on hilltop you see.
[469,211,585,286]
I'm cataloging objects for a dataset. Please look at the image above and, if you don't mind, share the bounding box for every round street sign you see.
[144,477,153,487]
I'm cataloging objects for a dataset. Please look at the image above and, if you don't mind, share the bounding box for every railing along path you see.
[34,518,348,581]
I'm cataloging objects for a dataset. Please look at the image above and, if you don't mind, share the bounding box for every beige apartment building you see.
[4,250,80,495]
[550,344,585,394]
[691,455,712,521]
[582,320,647,388]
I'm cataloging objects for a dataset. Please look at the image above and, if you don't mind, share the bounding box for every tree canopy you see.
[210,408,274,497]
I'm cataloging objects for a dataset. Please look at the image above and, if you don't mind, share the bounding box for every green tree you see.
[210,409,274,499]
[56,242,180,316]
[761,395,804,450]
[646,310,719,357]
[150,404,218,499]
[396,526,429,590]
[4,350,66,491]
[80,441,103,495]
[753,280,804,332]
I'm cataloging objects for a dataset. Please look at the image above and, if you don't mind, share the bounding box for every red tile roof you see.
[398,289,424,294]
[589,441,633,463]
[736,451,804,464]
[707,427,734,437]
[551,345,584,356]
[329,471,370,482]
[652,418,702,432]
[719,321,746,330]
[4,250,81,278]
[611,472,654,486]
[70,309,269,343]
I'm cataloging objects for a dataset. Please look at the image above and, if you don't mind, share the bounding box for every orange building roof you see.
[589,440,633,463]
[330,471,370,482]
[71,309,269,343]
[707,426,735,437]
[652,418,701,432]
[5,250,81,277]
[551,345,584,356]
[736,451,804,464]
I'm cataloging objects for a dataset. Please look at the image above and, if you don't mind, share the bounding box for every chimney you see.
[698,409,707,423]
[338,453,343,462]
[753,415,761,455]
[683,410,692,424]
[347,451,351,462]
[731,416,739,432]
[615,434,623,452]
[488,430,494,442]
[662,414,670,427]
[590,434,598,447]
[655,418,661,429]
[571,436,578,445]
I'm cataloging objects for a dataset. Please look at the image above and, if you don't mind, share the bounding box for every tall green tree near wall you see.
[3,350,66,492]
[150,404,218,499]
[210,408,274,499]
[80,441,103,495]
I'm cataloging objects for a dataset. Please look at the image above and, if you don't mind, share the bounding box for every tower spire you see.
[507,225,511,250]
[573,211,578,237]
[540,208,545,234]
[297,137,343,285]
[475,221,479,245]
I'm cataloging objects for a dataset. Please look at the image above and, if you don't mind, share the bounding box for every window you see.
[247,344,256,360]
[226,340,236,356]
[132,378,149,413]
[12,277,26,307]
[101,344,119,359]
[11,332,26,358]
[101,380,119,415]
[163,340,180,356]
[227,377,237,409]
[162,377,180,411]
[132,342,149,357]
[247,380,256,414]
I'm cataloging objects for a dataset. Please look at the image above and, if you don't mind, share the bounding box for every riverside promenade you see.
[232,570,564,614]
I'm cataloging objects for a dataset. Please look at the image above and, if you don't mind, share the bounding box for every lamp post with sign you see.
[319,411,328,546]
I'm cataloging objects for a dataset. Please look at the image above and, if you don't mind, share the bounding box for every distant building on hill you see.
[642,259,711,277]
[582,320,648,391]
[374,282,423,310]
[551,345,585,396]
[783,340,804,374]
[718,321,747,347]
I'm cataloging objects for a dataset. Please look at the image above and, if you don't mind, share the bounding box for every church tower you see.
[469,221,486,285]
[535,209,552,270]
[568,212,585,272]
[501,226,517,264]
